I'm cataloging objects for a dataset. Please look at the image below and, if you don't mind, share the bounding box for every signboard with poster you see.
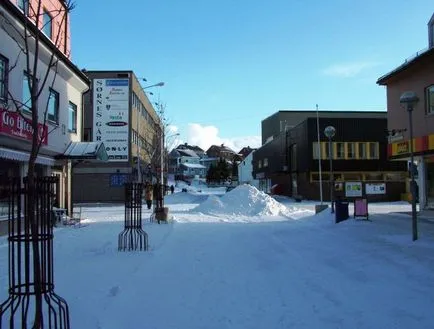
[345,182,363,197]
[365,183,386,195]
[93,79,129,162]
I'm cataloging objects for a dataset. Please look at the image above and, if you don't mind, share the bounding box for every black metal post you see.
[408,107,418,241]
[0,176,70,328]
[329,138,335,213]
[118,182,148,251]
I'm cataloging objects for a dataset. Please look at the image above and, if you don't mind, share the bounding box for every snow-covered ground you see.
[1,184,434,329]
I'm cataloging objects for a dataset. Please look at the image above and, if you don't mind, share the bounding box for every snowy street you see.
[1,186,434,328]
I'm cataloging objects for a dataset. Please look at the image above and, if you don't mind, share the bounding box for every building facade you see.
[73,71,161,202]
[0,0,89,215]
[377,13,434,209]
[254,113,407,201]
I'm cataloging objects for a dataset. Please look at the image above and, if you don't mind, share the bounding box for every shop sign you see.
[366,183,386,195]
[345,181,363,197]
[0,108,48,145]
[396,141,408,155]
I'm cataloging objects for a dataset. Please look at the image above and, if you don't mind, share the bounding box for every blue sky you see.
[70,0,433,151]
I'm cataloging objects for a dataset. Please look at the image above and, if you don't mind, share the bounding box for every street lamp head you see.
[155,82,165,87]
[400,91,419,110]
[324,126,336,139]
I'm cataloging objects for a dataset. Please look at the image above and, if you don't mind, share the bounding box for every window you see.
[336,143,345,159]
[0,55,8,103]
[22,72,32,111]
[426,85,434,115]
[325,142,332,159]
[312,142,322,159]
[358,143,367,159]
[42,11,52,39]
[68,101,77,133]
[369,142,379,159]
[347,143,356,159]
[47,88,59,122]
[258,160,262,169]
[263,158,268,167]
[17,0,29,15]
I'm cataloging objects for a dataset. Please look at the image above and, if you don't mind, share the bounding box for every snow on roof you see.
[178,149,199,157]
[181,163,206,169]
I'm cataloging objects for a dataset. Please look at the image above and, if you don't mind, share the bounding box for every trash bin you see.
[335,199,349,223]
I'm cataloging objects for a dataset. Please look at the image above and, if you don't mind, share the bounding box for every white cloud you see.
[171,123,261,153]
[323,61,379,78]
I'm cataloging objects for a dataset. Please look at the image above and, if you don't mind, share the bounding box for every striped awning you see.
[0,147,55,166]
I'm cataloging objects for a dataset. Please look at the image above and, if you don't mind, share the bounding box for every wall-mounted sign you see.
[93,79,129,162]
[0,108,48,145]
[366,183,386,195]
[396,141,409,155]
[345,181,363,197]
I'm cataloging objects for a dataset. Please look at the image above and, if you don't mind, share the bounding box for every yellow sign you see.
[396,142,408,155]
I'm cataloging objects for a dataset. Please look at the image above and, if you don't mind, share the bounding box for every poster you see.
[93,79,129,162]
[366,183,386,195]
[345,182,363,197]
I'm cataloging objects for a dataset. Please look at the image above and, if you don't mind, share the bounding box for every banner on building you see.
[0,108,48,145]
[93,79,129,162]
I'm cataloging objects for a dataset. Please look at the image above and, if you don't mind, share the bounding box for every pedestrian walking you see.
[145,184,153,210]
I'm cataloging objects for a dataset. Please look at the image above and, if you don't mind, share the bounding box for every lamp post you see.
[324,126,336,213]
[400,91,419,241]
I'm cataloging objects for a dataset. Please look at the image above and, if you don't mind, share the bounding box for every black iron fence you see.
[0,176,70,329]
[118,182,148,251]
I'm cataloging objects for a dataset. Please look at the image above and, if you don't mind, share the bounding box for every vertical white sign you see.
[93,79,129,162]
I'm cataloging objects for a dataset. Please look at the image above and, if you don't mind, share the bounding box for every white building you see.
[0,1,92,214]
[238,150,259,188]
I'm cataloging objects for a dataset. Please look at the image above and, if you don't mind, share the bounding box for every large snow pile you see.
[193,184,297,217]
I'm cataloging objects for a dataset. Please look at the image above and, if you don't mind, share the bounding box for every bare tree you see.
[1,1,75,327]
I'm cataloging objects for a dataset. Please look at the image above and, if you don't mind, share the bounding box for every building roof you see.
[376,47,434,85]
[181,163,206,169]
[178,149,199,157]
[59,142,108,161]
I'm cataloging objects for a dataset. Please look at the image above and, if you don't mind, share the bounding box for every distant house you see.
[238,150,259,188]
[206,144,238,161]
[168,145,206,180]
[238,146,256,159]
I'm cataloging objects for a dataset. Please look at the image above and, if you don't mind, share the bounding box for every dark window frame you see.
[22,71,33,112]
[0,54,8,103]
[426,85,434,115]
[68,101,77,133]
[42,10,53,39]
[47,88,59,123]
[17,0,29,15]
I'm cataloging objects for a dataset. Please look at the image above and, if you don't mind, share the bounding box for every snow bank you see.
[193,184,305,217]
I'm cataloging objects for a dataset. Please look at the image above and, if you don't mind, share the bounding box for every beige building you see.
[73,71,161,202]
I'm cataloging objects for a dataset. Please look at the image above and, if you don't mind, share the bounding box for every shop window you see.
[68,101,77,133]
[426,85,434,115]
[336,143,345,159]
[358,143,367,159]
[347,143,356,159]
[0,54,8,103]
